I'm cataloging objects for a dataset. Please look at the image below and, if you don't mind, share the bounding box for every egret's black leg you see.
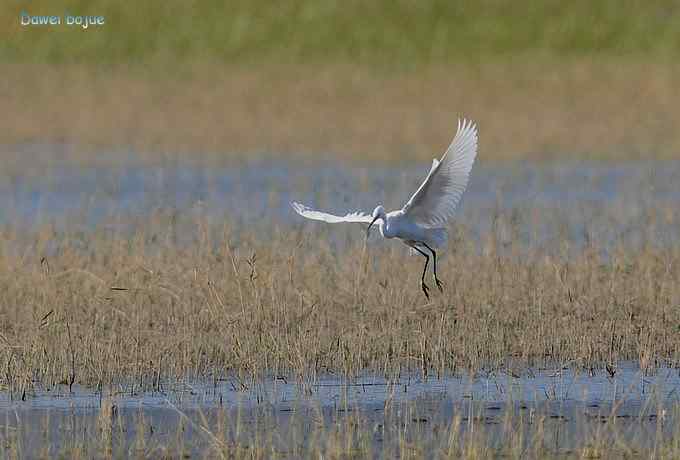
[412,246,430,300]
[422,243,443,292]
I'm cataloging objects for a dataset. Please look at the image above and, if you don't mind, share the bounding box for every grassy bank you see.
[3,1,680,161]
[4,1,680,66]
[3,59,680,163]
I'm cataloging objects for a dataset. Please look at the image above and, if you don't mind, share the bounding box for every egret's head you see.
[367,205,385,237]
[371,205,385,219]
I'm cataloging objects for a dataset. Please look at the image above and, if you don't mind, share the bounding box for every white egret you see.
[291,119,478,299]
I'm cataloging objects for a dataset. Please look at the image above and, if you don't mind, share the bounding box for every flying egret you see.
[291,118,478,299]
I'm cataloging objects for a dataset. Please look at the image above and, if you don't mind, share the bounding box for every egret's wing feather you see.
[291,202,373,224]
[402,119,478,228]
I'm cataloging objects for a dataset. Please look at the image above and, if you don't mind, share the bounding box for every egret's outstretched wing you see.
[291,202,373,224]
[402,119,478,228]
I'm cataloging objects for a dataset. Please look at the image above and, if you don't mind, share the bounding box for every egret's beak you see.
[367,216,379,238]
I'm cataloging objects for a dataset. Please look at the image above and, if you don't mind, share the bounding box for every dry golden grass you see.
[0,199,678,394]
[3,59,680,164]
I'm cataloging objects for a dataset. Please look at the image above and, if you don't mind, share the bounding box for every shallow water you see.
[2,363,679,456]
[1,158,679,253]
[5,363,680,411]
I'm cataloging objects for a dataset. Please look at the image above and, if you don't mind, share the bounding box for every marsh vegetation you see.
[0,160,677,391]
[4,1,680,456]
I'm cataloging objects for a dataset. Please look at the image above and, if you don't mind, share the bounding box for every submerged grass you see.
[0,194,679,394]
[3,397,680,458]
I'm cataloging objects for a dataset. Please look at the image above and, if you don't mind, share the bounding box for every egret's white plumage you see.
[291,118,478,298]
[290,202,373,224]
[402,119,478,228]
